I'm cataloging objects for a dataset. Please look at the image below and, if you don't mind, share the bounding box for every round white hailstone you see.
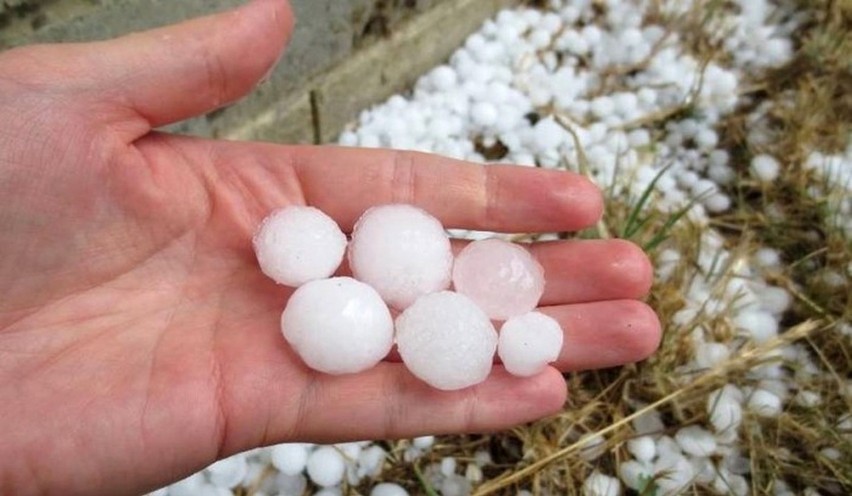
[655,456,694,494]
[582,471,622,496]
[339,131,358,147]
[412,436,435,450]
[618,460,652,490]
[431,65,458,91]
[707,385,744,432]
[705,193,731,213]
[590,97,615,118]
[754,247,781,268]
[759,286,791,315]
[747,389,783,417]
[349,204,453,310]
[712,470,749,496]
[271,443,310,476]
[274,473,308,496]
[168,474,204,496]
[795,390,821,408]
[708,163,735,185]
[371,483,409,496]
[440,475,472,496]
[357,445,387,478]
[471,101,499,127]
[396,291,497,390]
[196,483,235,496]
[335,442,362,461]
[452,239,545,320]
[497,312,563,377]
[306,447,346,488]
[465,463,483,483]
[532,117,567,152]
[627,129,651,147]
[579,433,607,461]
[281,277,393,374]
[820,448,841,461]
[690,456,716,484]
[751,154,781,182]
[206,454,248,489]
[695,128,719,149]
[627,436,657,462]
[440,457,457,477]
[695,342,730,369]
[254,207,347,287]
[675,426,717,457]
[733,310,778,344]
[314,490,342,496]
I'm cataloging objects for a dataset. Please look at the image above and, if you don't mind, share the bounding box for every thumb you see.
[8,0,294,138]
[103,0,294,133]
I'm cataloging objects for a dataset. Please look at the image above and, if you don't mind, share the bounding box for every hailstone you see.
[281,277,393,374]
[452,239,545,320]
[349,204,453,309]
[306,446,346,487]
[396,291,497,390]
[498,312,563,377]
[254,206,347,287]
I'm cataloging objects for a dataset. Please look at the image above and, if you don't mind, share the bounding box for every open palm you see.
[0,1,660,494]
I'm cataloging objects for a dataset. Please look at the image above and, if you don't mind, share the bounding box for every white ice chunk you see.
[281,277,393,374]
[498,311,563,377]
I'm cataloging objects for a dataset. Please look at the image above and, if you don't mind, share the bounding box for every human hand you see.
[0,0,660,494]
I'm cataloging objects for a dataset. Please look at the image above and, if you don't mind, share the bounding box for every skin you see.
[0,0,661,494]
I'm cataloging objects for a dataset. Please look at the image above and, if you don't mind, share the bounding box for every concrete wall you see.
[1,0,516,143]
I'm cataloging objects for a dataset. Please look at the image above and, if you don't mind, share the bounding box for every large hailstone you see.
[281,277,393,374]
[254,206,347,287]
[349,204,453,310]
[396,291,497,390]
[452,239,545,320]
[497,312,563,377]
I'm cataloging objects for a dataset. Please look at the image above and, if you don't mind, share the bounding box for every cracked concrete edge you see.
[224,0,519,144]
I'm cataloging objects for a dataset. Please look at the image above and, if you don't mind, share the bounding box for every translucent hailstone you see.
[306,446,346,487]
[271,443,310,476]
[497,311,563,377]
[371,483,409,496]
[583,471,622,496]
[281,277,393,374]
[349,204,453,310]
[396,291,498,390]
[733,310,778,344]
[452,239,545,320]
[619,460,653,490]
[707,385,744,432]
[627,436,656,462]
[751,154,781,182]
[747,388,783,417]
[206,454,248,489]
[254,206,347,287]
[674,425,717,457]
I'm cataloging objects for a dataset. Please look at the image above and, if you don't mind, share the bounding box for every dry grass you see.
[350,1,852,495]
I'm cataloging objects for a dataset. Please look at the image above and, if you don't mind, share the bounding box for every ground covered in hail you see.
[152,0,851,494]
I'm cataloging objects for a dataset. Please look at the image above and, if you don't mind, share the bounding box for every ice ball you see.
[306,446,346,487]
[349,204,453,309]
[271,443,310,476]
[497,312,563,377]
[396,291,497,390]
[452,239,545,320]
[281,277,393,374]
[254,206,347,287]
[371,483,409,496]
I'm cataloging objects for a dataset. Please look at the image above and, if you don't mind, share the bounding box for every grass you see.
[348,1,851,495]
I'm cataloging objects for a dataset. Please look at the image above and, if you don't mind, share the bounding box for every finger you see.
[283,364,567,443]
[10,0,293,135]
[529,239,654,304]
[287,145,604,232]
[540,300,662,371]
[382,299,661,370]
